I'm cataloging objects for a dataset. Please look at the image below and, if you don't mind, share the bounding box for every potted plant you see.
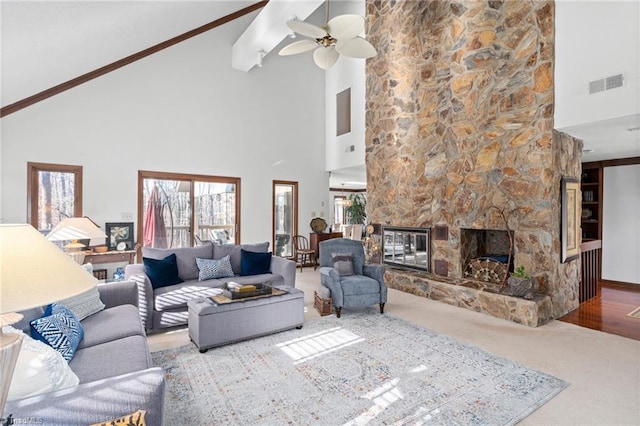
[506,265,537,300]
[344,193,367,225]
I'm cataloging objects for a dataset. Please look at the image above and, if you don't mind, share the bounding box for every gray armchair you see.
[318,238,387,318]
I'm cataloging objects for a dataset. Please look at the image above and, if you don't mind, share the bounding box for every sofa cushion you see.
[196,255,234,281]
[240,249,272,276]
[154,280,226,312]
[143,254,184,289]
[78,305,145,350]
[213,242,269,275]
[4,326,79,401]
[70,335,152,383]
[31,303,84,362]
[143,243,213,281]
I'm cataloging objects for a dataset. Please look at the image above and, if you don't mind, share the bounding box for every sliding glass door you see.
[273,181,297,258]
[139,171,239,248]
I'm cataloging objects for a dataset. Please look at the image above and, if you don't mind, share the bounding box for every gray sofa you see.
[5,280,166,425]
[125,242,296,333]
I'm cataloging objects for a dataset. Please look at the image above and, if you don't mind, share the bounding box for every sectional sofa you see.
[5,280,165,425]
[125,242,296,333]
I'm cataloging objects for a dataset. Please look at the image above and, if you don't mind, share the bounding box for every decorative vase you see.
[504,276,537,300]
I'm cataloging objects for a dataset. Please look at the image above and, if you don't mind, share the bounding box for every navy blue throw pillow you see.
[143,253,184,289]
[240,249,272,276]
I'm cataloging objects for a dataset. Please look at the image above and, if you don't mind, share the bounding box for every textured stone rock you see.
[366,0,579,326]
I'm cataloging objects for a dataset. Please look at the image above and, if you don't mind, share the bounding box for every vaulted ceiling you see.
[1,0,638,168]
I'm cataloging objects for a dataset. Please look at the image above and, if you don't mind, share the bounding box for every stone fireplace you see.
[365,0,582,326]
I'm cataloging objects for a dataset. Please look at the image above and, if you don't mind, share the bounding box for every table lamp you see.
[46,217,108,264]
[0,224,98,422]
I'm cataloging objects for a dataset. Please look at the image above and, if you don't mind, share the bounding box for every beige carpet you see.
[148,269,640,425]
[627,306,640,319]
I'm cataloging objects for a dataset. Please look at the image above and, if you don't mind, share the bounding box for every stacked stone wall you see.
[365,0,581,324]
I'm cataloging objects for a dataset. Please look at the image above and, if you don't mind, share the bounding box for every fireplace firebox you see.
[383,226,430,272]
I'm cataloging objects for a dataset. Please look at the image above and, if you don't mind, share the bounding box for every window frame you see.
[272,180,298,258]
[27,162,83,230]
[137,170,241,249]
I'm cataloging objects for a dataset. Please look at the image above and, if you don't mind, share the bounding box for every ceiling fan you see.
[278,1,377,70]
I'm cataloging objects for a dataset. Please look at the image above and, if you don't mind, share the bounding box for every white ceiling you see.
[1,0,638,190]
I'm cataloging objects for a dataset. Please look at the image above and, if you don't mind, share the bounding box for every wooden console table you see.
[83,250,136,265]
[310,232,344,260]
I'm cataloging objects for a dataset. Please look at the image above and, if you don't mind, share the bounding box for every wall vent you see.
[589,73,624,94]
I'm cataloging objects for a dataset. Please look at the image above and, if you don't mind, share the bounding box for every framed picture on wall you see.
[105,222,134,251]
[561,177,580,263]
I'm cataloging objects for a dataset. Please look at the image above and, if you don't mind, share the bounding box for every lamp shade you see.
[0,224,98,314]
[46,217,107,246]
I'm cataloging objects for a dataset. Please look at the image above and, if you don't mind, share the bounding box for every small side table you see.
[83,250,136,265]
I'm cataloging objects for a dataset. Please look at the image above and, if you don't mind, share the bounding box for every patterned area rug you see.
[152,311,567,425]
[627,306,640,319]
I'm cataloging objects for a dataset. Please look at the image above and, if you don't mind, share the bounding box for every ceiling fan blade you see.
[279,39,318,56]
[313,46,340,70]
[336,36,377,58]
[286,19,326,39]
[327,14,365,40]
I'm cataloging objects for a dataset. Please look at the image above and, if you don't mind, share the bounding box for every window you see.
[333,196,347,226]
[138,171,240,248]
[27,162,82,233]
[273,181,298,257]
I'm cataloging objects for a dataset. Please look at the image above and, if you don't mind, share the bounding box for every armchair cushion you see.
[339,275,382,296]
[143,253,184,289]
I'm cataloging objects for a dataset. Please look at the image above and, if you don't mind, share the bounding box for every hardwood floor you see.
[559,281,640,341]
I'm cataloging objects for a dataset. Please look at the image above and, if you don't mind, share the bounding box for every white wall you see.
[0,13,328,245]
[555,0,640,128]
[325,0,366,173]
[602,164,640,284]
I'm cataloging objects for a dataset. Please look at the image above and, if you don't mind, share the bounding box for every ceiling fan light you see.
[336,36,377,59]
[327,14,365,40]
[313,46,340,70]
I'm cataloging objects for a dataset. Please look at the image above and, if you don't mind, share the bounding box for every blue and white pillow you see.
[196,255,235,281]
[30,303,84,362]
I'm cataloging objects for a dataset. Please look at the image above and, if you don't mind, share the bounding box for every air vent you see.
[606,74,624,90]
[589,73,624,94]
[589,79,605,94]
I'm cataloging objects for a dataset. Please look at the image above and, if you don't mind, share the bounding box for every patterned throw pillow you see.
[90,410,146,426]
[332,253,354,276]
[196,255,234,281]
[59,285,105,321]
[30,303,84,362]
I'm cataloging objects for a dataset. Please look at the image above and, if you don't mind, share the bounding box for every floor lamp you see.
[0,224,98,424]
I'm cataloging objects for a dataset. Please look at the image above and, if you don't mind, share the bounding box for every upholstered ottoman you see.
[188,286,304,352]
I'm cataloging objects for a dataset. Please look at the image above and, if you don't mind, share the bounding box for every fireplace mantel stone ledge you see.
[385,268,554,327]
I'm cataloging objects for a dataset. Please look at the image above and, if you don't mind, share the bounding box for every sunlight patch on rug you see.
[277,326,365,364]
[627,306,640,319]
[152,310,567,425]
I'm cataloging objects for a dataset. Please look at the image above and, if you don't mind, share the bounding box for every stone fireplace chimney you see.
[365,0,582,325]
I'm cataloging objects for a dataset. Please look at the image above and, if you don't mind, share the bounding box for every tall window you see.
[333,195,346,226]
[273,181,298,257]
[138,171,240,248]
[27,162,82,233]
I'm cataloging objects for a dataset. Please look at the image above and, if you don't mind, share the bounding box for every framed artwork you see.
[105,222,134,251]
[561,177,580,263]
